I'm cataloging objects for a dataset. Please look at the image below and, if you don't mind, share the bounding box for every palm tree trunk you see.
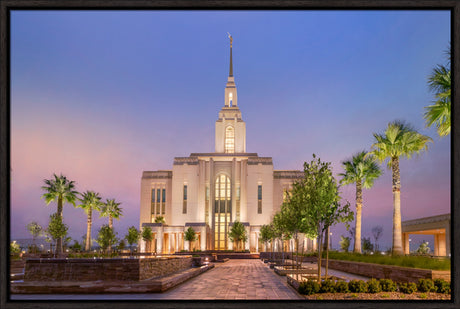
[391,157,404,255]
[57,196,63,254]
[354,179,363,253]
[85,207,92,251]
[108,216,113,255]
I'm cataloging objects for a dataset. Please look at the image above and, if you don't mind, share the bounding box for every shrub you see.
[379,279,397,292]
[417,279,435,292]
[298,280,320,295]
[433,279,451,294]
[367,278,381,293]
[335,280,349,293]
[398,282,417,294]
[319,279,336,293]
[348,280,367,293]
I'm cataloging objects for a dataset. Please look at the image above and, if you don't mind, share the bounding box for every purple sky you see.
[10,10,450,251]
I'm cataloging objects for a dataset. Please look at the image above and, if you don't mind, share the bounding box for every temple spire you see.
[228,32,233,77]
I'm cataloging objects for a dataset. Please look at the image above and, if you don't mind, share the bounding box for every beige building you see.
[139,37,313,253]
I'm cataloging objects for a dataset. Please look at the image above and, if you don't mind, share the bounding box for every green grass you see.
[322,251,450,271]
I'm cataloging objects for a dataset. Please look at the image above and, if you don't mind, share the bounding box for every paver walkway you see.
[160,259,302,299]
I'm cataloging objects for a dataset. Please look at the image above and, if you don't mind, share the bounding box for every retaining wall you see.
[24,256,193,281]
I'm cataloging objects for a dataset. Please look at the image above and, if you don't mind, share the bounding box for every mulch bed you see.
[302,292,451,300]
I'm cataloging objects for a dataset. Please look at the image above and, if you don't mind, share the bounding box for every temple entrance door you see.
[214,174,231,250]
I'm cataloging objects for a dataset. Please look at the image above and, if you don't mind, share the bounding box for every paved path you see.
[12,259,303,300]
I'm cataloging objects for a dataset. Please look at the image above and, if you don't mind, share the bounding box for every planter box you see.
[274,266,316,276]
[311,258,450,283]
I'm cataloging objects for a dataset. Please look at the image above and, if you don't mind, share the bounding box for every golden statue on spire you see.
[227,32,233,47]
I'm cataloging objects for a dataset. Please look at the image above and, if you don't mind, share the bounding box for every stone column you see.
[256,232,259,252]
[445,222,451,256]
[157,227,164,254]
[200,227,206,251]
[402,233,409,254]
[210,158,215,250]
[245,225,250,251]
[434,234,439,256]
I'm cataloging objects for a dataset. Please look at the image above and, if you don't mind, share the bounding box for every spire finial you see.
[227,32,233,77]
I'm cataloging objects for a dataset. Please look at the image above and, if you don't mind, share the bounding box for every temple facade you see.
[139,36,315,253]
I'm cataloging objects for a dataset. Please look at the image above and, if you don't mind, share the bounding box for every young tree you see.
[184,227,196,251]
[141,226,154,253]
[339,235,351,252]
[259,224,274,253]
[46,213,69,256]
[362,237,374,254]
[228,221,248,251]
[371,225,383,252]
[97,224,118,254]
[296,154,353,281]
[424,43,451,137]
[339,151,382,253]
[416,241,431,255]
[10,241,21,255]
[41,173,78,254]
[69,240,82,252]
[125,226,140,255]
[26,221,43,254]
[78,191,103,251]
[370,121,432,255]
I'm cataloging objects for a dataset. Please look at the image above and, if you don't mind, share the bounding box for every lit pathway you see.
[12,259,303,300]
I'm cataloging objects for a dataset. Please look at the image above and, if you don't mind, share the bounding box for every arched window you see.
[225,126,235,153]
[229,93,233,107]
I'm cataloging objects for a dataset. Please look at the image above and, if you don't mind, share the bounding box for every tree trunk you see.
[354,179,363,253]
[85,207,92,251]
[108,216,113,255]
[391,156,404,255]
[56,196,63,254]
[317,227,322,282]
[325,227,330,279]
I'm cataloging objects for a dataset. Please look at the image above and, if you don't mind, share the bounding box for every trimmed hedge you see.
[348,280,367,293]
[335,281,349,293]
[417,279,436,292]
[319,279,336,293]
[367,278,381,293]
[379,279,397,292]
[298,280,320,295]
[434,279,451,294]
[399,282,417,294]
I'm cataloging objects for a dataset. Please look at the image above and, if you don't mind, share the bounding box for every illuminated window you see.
[225,126,235,153]
[214,174,231,250]
[229,93,233,107]
[258,185,262,214]
[183,185,187,214]
[156,188,161,214]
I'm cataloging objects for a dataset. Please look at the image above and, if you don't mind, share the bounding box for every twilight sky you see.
[10,10,450,251]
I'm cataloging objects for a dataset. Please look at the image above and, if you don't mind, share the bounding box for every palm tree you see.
[370,120,432,255]
[78,191,103,251]
[100,199,122,254]
[100,199,123,230]
[41,173,78,254]
[424,44,451,137]
[339,151,382,253]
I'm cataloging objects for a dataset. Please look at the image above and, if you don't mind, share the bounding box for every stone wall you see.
[314,258,450,283]
[24,256,192,282]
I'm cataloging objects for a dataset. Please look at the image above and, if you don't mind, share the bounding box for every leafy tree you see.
[259,224,274,253]
[184,227,196,251]
[26,221,43,254]
[10,240,21,255]
[78,191,103,251]
[141,226,154,253]
[41,173,78,254]
[371,225,383,252]
[339,235,351,252]
[339,151,382,253]
[362,237,374,253]
[125,226,140,254]
[370,121,432,255]
[46,213,69,255]
[69,240,82,252]
[117,239,126,251]
[99,198,122,254]
[97,224,118,254]
[297,154,353,281]
[228,221,248,251]
[154,216,165,223]
[416,241,431,255]
[424,44,451,137]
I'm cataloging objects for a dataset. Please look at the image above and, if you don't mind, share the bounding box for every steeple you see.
[215,33,246,153]
[224,33,237,107]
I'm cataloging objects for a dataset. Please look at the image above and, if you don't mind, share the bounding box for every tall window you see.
[151,189,155,216]
[156,188,161,214]
[162,188,166,214]
[183,185,188,214]
[258,185,262,214]
[225,126,235,153]
[214,174,231,250]
[229,93,233,107]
